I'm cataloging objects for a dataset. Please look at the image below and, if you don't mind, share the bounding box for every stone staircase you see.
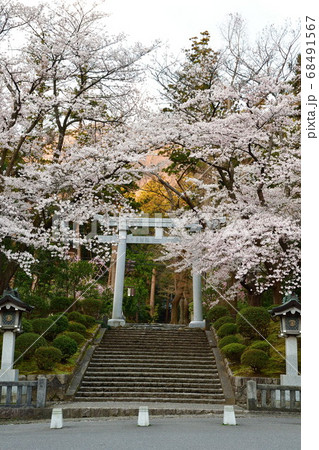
[74,324,225,404]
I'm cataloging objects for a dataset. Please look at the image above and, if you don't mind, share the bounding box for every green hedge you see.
[207,305,230,323]
[68,321,87,336]
[221,343,247,362]
[62,331,86,345]
[217,323,237,338]
[236,307,271,339]
[241,349,269,372]
[30,318,57,340]
[218,335,240,349]
[250,340,271,354]
[15,333,48,360]
[213,315,234,330]
[50,314,69,334]
[52,335,78,361]
[34,346,62,370]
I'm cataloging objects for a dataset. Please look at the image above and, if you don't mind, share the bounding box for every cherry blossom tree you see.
[133,23,301,306]
[0,0,155,292]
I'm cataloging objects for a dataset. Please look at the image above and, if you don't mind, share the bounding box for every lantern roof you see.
[0,289,33,312]
[270,299,301,318]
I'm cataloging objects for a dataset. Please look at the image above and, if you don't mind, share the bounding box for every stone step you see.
[74,325,225,404]
[90,355,217,364]
[86,366,218,378]
[80,378,222,386]
[83,370,220,378]
[73,396,225,404]
[78,384,223,393]
[75,390,225,399]
[90,360,218,370]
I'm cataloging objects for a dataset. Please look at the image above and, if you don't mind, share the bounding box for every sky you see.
[104,0,300,54]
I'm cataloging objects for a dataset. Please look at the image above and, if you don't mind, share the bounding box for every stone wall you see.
[19,374,70,401]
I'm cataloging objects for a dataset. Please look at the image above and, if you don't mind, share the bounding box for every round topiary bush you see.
[250,340,271,354]
[80,298,103,318]
[34,346,62,370]
[67,311,86,325]
[50,296,73,313]
[15,333,48,360]
[207,305,230,323]
[213,315,235,330]
[62,331,86,345]
[221,343,247,362]
[21,318,33,333]
[218,335,240,349]
[51,314,69,334]
[240,349,269,372]
[30,318,57,340]
[217,323,237,338]
[82,314,96,328]
[236,307,271,339]
[68,321,87,336]
[52,335,78,361]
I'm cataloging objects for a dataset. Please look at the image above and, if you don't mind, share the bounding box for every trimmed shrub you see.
[217,323,237,338]
[62,331,86,345]
[51,314,69,334]
[67,311,86,325]
[221,343,247,362]
[241,349,269,372]
[68,321,87,336]
[207,305,230,323]
[15,333,48,360]
[218,335,240,349]
[250,340,271,354]
[82,314,96,328]
[52,335,78,361]
[80,298,103,318]
[236,307,271,339]
[213,315,235,330]
[21,318,33,333]
[34,346,62,370]
[50,296,73,313]
[30,318,57,340]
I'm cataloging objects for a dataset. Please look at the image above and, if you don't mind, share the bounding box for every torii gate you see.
[96,215,223,329]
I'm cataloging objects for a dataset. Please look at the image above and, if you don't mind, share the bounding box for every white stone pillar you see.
[280,335,301,386]
[108,218,127,327]
[189,268,205,329]
[0,331,19,381]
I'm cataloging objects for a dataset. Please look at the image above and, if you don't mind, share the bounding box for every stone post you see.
[189,268,205,329]
[36,376,47,408]
[247,380,257,410]
[0,331,18,381]
[280,336,301,386]
[108,218,127,327]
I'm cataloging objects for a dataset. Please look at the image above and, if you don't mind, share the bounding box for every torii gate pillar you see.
[108,218,127,327]
[189,268,205,329]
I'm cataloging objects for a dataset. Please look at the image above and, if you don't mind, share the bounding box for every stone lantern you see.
[270,295,301,386]
[0,289,33,381]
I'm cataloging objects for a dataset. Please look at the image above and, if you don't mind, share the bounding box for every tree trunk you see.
[247,293,262,306]
[149,267,156,317]
[0,258,18,294]
[273,281,283,305]
[170,270,191,324]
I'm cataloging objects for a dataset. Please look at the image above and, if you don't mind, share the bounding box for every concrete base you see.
[280,374,301,386]
[0,368,19,382]
[50,408,63,429]
[137,406,150,426]
[223,405,236,425]
[108,319,126,328]
[189,320,205,329]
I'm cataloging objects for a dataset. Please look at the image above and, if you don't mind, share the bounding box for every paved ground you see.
[0,414,301,450]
